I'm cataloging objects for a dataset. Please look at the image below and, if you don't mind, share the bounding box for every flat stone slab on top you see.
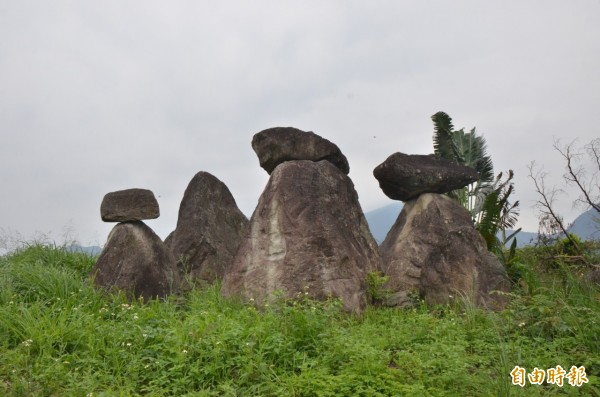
[101,188,160,222]
[251,126,350,175]
[373,152,479,201]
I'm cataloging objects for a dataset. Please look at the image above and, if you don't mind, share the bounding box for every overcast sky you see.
[1,1,599,248]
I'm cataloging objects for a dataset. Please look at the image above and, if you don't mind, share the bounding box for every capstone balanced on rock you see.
[379,193,510,310]
[251,126,350,175]
[221,160,381,313]
[90,221,180,301]
[165,171,249,282]
[373,152,479,201]
[101,188,159,222]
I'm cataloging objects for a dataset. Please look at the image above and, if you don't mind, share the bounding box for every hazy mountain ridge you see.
[364,203,599,246]
[567,207,600,241]
[364,202,403,244]
[67,244,102,256]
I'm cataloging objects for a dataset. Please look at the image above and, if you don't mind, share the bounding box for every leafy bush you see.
[366,271,391,305]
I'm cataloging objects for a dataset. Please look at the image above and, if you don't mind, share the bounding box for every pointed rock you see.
[252,127,350,175]
[221,160,380,313]
[373,152,479,201]
[101,188,159,222]
[90,221,179,300]
[165,171,249,282]
[380,193,510,310]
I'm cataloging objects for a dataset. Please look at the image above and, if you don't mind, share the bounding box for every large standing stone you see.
[373,152,479,201]
[164,171,249,282]
[379,193,510,310]
[90,221,179,300]
[101,188,160,222]
[221,160,381,313]
[251,127,350,175]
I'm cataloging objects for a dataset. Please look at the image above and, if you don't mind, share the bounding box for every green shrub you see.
[366,271,391,305]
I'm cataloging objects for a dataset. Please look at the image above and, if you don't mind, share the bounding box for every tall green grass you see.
[0,244,598,396]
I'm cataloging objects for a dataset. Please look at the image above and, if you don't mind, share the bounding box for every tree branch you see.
[554,140,600,213]
[527,161,587,261]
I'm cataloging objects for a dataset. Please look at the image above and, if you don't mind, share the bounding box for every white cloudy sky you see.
[1,1,599,247]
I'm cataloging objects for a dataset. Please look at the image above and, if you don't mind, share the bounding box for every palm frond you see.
[430,113,519,253]
[432,112,460,162]
[477,190,503,250]
[473,134,495,183]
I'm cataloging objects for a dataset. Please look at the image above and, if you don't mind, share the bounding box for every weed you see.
[366,271,391,305]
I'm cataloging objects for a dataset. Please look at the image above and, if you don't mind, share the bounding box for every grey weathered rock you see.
[165,171,249,282]
[251,127,350,175]
[90,221,179,300]
[101,188,160,222]
[221,160,380,313]
[373,152,479,201]
[379,193,510,310]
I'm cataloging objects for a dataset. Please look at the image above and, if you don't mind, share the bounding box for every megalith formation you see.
[222,129,380,313]
[374,153,510,309]
[165,171,249,282]
[91,188,179,300]
[380,194,510,309]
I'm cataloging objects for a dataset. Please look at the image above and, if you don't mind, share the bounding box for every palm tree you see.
[431,112,520,251]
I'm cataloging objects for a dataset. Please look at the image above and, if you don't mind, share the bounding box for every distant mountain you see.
[364,202,403,244]
[508,207,599,247]
[501,230,539,248]
[567,207,600,241]
[67,244,102,256]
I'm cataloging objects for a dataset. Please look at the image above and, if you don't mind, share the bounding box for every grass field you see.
[0,243,598,396]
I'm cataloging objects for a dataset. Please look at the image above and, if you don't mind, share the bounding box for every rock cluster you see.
[373,153,510,309]
[90,126,509,312]
[91,189,179,300]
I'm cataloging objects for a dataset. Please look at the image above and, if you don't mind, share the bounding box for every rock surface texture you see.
[221,160,381,313]
[101,188,160,222]
[90,221,179,300]
[379,193,510,310]
[165,171,249,282]
[373,152,479,201]
[251,127,350,175]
